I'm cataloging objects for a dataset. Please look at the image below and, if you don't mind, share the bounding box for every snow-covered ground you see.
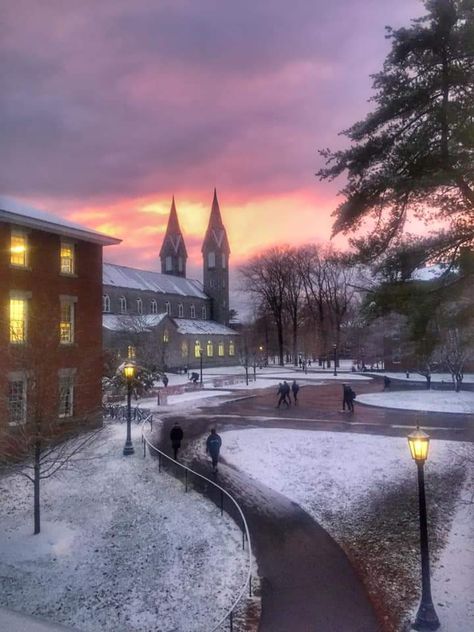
[0,424,248,632]
[369,371,474,384]
[357,390,474,414]
[220,428,474,631]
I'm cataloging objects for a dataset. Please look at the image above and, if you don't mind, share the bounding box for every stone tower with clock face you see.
[201,189,230,325]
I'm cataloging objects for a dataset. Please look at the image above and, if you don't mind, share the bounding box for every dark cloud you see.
[0,0,422,202]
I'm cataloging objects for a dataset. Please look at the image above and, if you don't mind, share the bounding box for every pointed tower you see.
[201,189,230,325]
[159,196,188,277]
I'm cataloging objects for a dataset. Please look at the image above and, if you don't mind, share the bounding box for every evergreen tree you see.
[318,0,474,268]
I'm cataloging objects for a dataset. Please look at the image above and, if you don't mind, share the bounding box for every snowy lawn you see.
[368,371,474,384]
[0,424,248,632]
[220,428,473,632]
[357,389,474,414]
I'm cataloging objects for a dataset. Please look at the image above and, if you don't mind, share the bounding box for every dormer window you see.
[190,304,196,318]
[165,301,171,315]
[178,304,184,317]
[120,296,127,314]
[60,241,75,275]
[137,298,143,314]
[150,299,157,314]
[10,230,28,268]
[103,295,110,313]
[208,252,215,268]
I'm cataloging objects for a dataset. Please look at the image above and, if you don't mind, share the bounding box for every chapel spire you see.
[159,196,187,277]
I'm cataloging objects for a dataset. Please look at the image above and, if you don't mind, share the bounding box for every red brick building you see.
[0,200,120,442]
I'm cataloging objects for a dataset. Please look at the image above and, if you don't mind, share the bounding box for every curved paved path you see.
[153,377,473,631]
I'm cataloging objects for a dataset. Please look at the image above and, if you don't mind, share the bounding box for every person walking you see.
[206,428,222,473]
[291,380,300,404]
[162,374,169,388]
[170,422,184,460]
[342,384,352,412]
[282,381,291,406]
[347,386,356,412]
[276,383,289,408]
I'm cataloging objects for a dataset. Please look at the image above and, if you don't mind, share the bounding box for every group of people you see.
[276,380,300,408]
[169,423,222,473]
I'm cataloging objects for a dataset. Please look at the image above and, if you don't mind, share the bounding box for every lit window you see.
[9,378,26,425]
[60,242,74,274]
[58,377,74,418]
[165,302,171,315]
[190,304,196,318]
[208,252,215,268]
[181,341,188,358]
[10,298,27,343]
[137,298,143,314]
[178,304,183,317]
[150,299,157,314]
[218,342,224,356]
[163,329,169,343]
[10,230,28,267]
[127,345,136,359]
[60,300,75,344]
[194,340,201,358]
[120,296,127,314]
[207,340,213,357]
[202,306,206,319]
[165,256,172,271]
[229,341,235,356]
[103,295,110,313]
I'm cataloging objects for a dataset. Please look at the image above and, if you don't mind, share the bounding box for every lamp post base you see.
[412,602,440,630]
[123,443,135,456]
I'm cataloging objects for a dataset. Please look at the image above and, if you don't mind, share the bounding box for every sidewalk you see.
[0,607,74,632]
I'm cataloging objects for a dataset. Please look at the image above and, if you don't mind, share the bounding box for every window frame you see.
[60,240,75,275]
[8,374,27,426]
[190,304,196,318]
[59,296,77,345]
[10,229,28,268]
[178,303,184,317]
[208,251,216,269]
[150,299,158,315]
[165,301,171,315]
[9,295,28,344]
[58,375,74,419]
[120,296,127,314]
[136,297,143,314]
[103,294,111,313]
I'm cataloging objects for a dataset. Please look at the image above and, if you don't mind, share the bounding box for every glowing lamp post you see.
[407,427,440,630]
[123,362,136,456]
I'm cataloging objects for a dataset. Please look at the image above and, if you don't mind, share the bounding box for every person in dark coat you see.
[162,374,169,387]
[291,380,300,404]
[347,387,355,412]
[206,428,222,473]
[276,383,289,408]
[383,376,391,390]
[342,384,355,412]
[170,422,184,460]
[282,381,291,406]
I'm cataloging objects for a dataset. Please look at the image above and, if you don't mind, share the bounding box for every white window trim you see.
[137,298,143,314]
[120,296,127,314]
[190,304,196,318]
[165,302,171,315]
[202,306,206,319]
[103,295,111,313]
[60,240,75,276]
[178,304,184,317]
[150,299,157,314]
[59,296,77,345]
[58,372,75,419]
[9,291,31,344]
[8,372,27,426]
[10,228,29,268]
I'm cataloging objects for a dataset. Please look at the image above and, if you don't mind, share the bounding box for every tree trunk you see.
[34,439,41,535]
[292,315,298,367]
[277,319,284,366]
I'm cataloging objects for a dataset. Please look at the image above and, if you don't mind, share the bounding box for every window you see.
[206,340,213,357]
[103,295,110,313]
[150,299,157,314]
[10,230,28,267]
[222,254,227,269]
[58,376,74,418]
[10,298,27,343]
[60,298,75,344]
[229,340,235,356]
[201,306,206,319]
[190,305,196,318]
[194,340,201,358]
[178,304,184,317]
[165,256,172,272]
[218,342,224,357]
[208,252,215,268]
[181,341,188,358]
[165,302,171,315]
[178,257,183,272]
[127,345,136,359]
[60,241,75,274]
[120,296,127,314]
[137,298,143,314]
[163,329,169,343]
[9,377,26,425]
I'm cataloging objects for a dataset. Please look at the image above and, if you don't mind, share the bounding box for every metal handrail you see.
[140,419,253,632]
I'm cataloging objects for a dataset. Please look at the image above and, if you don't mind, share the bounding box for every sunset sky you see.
[1,0,423,282]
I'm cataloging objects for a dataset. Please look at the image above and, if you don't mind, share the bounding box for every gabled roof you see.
[0,196,121,246]
[103,262,207,298]
[173,318,237,336]
[201,189,230,254]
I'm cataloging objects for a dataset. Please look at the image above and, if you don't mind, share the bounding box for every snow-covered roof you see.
[102,313,168,331]
[174,318,237,336]
[0,196,121,246]
[103,263,207,298]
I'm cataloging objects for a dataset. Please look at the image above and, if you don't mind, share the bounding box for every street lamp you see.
[333,343,337,377]
[123,361,136,456]
[407,427,440,630]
